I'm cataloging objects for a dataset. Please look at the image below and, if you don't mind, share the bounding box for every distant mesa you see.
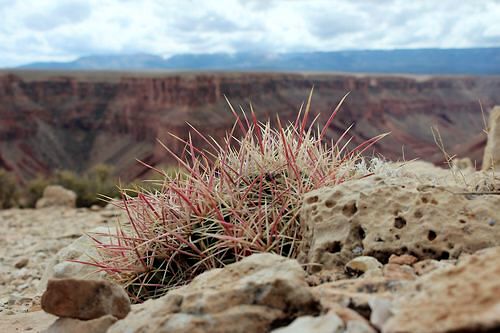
[14,47,500,75]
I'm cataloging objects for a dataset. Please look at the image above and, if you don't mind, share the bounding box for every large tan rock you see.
[383,246,500,333]
[482,106,500,170]
[300,175,500,271]
[41,278,130,320]
[36,185,77,209]
[108,253,320,333]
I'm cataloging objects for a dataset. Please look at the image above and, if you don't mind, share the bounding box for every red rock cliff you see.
[1,71,499,181]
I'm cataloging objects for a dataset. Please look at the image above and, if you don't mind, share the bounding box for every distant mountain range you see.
[16,48,500,75]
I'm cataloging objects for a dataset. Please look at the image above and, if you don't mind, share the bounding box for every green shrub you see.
[123,165,185,197]
[0,168,18,209]
[24,176,51,208]
[0,164,121,209]
[54,164,120,207]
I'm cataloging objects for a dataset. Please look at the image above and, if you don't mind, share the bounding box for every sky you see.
[0,0,499,67]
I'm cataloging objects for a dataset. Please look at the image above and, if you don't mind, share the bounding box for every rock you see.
[345,320,377,333]
[89,204,102,211]
[271,311,376,333]
[271,313,343,333]
[482,105,500,170]
[312,277,407,320]
[452,157,474,170]
[345,256,383,277]
[412,259,454,276]
[327,305,377,333]
[383,246,500,333]
[35,185,77,209]
[42,315,117,333]
[383,264,416,280]
[388,254,417,265]
[326,305,369,325]
[369,298,393,330]
[108,253,320,333]
[300,175,500,271]
[38,226,114,293]
[41,278,130,320]
[306,268,348,286]
[14,257,29,269]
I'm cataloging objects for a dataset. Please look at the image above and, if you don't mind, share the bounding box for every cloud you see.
[23,1,92,31]
[306,12,368,39]
[0,0,499,67]
[171,12,240,33]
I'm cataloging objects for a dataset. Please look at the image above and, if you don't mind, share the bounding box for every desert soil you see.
[0,206,121,332]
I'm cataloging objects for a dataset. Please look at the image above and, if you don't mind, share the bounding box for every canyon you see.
[1,70,499,182]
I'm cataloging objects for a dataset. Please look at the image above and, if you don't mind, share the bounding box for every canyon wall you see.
[1,70,499,182]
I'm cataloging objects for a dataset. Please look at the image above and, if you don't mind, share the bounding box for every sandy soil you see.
[0,206,122,332]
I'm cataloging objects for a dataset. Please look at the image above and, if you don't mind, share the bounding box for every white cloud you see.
[0,0,499,67]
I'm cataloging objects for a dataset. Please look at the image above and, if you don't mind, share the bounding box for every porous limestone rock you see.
[300,175,500,271]
[345,256,383,277]
[412,258,454,276]
[42,315,117,333]
[38,226,115,293]
[369,297,393,330]
[41,278,130,320]
[482,105,500,170]
[388,254,417,265]
[107,253,321,333]
[345,320,377,333]
[270,314,343,333]
[382,246,500,333]
[312,277,407,320]
[35,185,77,209]
[271,312,376,333]
[382,264,416,280]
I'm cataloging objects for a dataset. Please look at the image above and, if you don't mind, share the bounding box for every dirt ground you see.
[0,206,122,332]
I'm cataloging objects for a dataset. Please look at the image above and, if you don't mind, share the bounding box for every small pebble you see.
[346,256,383,277]
[90,205,102,211]
[14,258,29,269]
[388,254,418,265]
[352,246,364,255]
